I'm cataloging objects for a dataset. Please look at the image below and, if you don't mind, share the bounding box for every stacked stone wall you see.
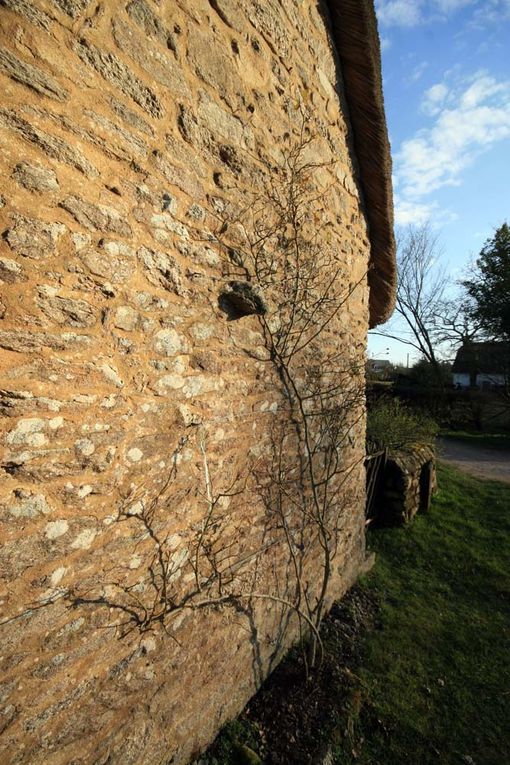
[379,445,437,526]
[0,1,371,763]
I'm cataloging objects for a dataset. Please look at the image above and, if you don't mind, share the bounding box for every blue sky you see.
[368,0,510,365]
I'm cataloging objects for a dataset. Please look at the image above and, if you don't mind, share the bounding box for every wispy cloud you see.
[376,0,479,27]
[471,0,510,26]
[394,197,437,225]
[407,60,429,85]
[394,197,459,226]
[376,0,422,27]
[395,71,510,201]
[421,83,450,116]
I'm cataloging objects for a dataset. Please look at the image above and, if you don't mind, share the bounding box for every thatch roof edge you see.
[326,0,396,327]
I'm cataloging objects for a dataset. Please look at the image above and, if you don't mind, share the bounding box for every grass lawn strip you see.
[346,463,510,765]
[197,463,510,765]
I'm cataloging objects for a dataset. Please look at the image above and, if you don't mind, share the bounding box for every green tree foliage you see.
[463,223,510,341]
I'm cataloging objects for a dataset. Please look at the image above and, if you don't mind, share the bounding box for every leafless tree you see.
[372,223,484,384]
[372,223,447,380]
[435,295,485,348]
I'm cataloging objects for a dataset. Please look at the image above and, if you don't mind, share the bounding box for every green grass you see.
[440,430,510,451]
[338,463,510,765]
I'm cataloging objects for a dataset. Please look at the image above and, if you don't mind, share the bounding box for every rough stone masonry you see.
[0,1,395,763]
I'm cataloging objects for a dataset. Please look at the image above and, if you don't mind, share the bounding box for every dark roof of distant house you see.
[327,0,396,328]
[452,342,510,374]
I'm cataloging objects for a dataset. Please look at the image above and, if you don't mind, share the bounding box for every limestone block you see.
[8,490,54,518]
[73,39,163,118]
[0,256,26,283]
[0,47,68,100]
[0,330,92,353]
[12,160,59,192]
[52,0,91,18]
[110,97,154,136]
[60,195,132,237]
[37,290,97,328]
[0,109,98,176]
[137,246,184,294]
[112,18,189,99]
[153,328,189,357]
[113,306,140,331]
[79,242,136,284]
[187,27,239,106]
[4,214,65,259]
[0,0,53,29]
[126,0,170,45]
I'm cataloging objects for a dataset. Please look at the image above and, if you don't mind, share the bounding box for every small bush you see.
[367,398,437,453]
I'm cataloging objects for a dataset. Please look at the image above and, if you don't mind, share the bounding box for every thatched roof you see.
[326,0,396,327]
[452,342,510,375]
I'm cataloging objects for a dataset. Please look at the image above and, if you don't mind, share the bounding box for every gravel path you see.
[437,437,510,484]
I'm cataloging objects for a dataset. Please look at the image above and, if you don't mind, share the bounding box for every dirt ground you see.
[200,587,380,765]
[437,437,510,483]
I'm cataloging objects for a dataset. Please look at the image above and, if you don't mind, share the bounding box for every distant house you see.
[452,342,509,390]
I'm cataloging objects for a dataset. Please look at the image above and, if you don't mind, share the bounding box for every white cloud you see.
[395,71,510,198]
[421,83,450,116]
[376,0,422,27]
[394,197,458,226]
[434,0,475,12]
[376,0,481,27]
[394,198,437,225]
[471,0,510,26]
[380,35,392,52]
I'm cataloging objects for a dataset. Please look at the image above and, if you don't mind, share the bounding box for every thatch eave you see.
[326,0,396,327]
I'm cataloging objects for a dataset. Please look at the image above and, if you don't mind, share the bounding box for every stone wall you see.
[0,2,372,763]
[378,444,436,526]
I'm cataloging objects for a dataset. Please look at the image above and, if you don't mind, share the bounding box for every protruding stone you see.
[113,306,139,331]
[38,291,97,328]
[79,242,136,284]
[12,161,59,192]
[0,330,91,353]
[127,447,143,462]
[186,203,206,221]
[45,519,69,540]
[99,363,124,388]
[0,48,68,101]
[5,214,65,260]
[9,491,53,518]
[70,528,96,549]
[60,195,132,237]
[150,213,189,240]
[0,109,98,177]
[73,39,163,118]
[0,257,25,283]
[52,0,91,19]
[138,247,183,294]
[153,328,188,357]
[112,18,189,98]
[74,438,95,457]
[0,0,52,30]
[176,403,202,426]
[6,418,48,447]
